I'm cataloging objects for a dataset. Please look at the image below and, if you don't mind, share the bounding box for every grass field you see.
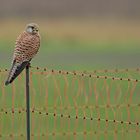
[0,68,140,140]
[1,19,140,69]
[0,19,140,140]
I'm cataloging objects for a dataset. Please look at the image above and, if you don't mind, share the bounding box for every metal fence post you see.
[26,64,30,140]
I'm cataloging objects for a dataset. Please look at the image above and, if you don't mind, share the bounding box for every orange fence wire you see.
[0,67,140,140]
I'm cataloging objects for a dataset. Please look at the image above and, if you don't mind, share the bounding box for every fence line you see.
[1,67,140,73]
[0,66,140,140]
[29,67,140,82]
[0,107,139,126]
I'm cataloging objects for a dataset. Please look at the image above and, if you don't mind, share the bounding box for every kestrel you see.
[5,23,40,85]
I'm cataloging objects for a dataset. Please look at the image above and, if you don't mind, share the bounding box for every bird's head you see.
[26,23,39,35]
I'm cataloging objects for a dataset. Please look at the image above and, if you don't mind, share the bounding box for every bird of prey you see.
[5,23,40,86]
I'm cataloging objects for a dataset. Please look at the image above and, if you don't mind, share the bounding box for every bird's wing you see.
[5,60,30,85]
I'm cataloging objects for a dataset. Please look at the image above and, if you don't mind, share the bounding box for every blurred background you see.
[0,0,140,70]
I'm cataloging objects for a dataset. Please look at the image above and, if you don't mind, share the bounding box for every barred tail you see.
[5,61,29,86]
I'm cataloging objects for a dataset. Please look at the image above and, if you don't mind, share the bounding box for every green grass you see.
[0,68,140,140]
[1,18,140,69]
[1,39,140,70]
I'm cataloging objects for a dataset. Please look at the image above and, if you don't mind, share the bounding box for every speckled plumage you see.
[14,31,40,63]
[5,23,40,85]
